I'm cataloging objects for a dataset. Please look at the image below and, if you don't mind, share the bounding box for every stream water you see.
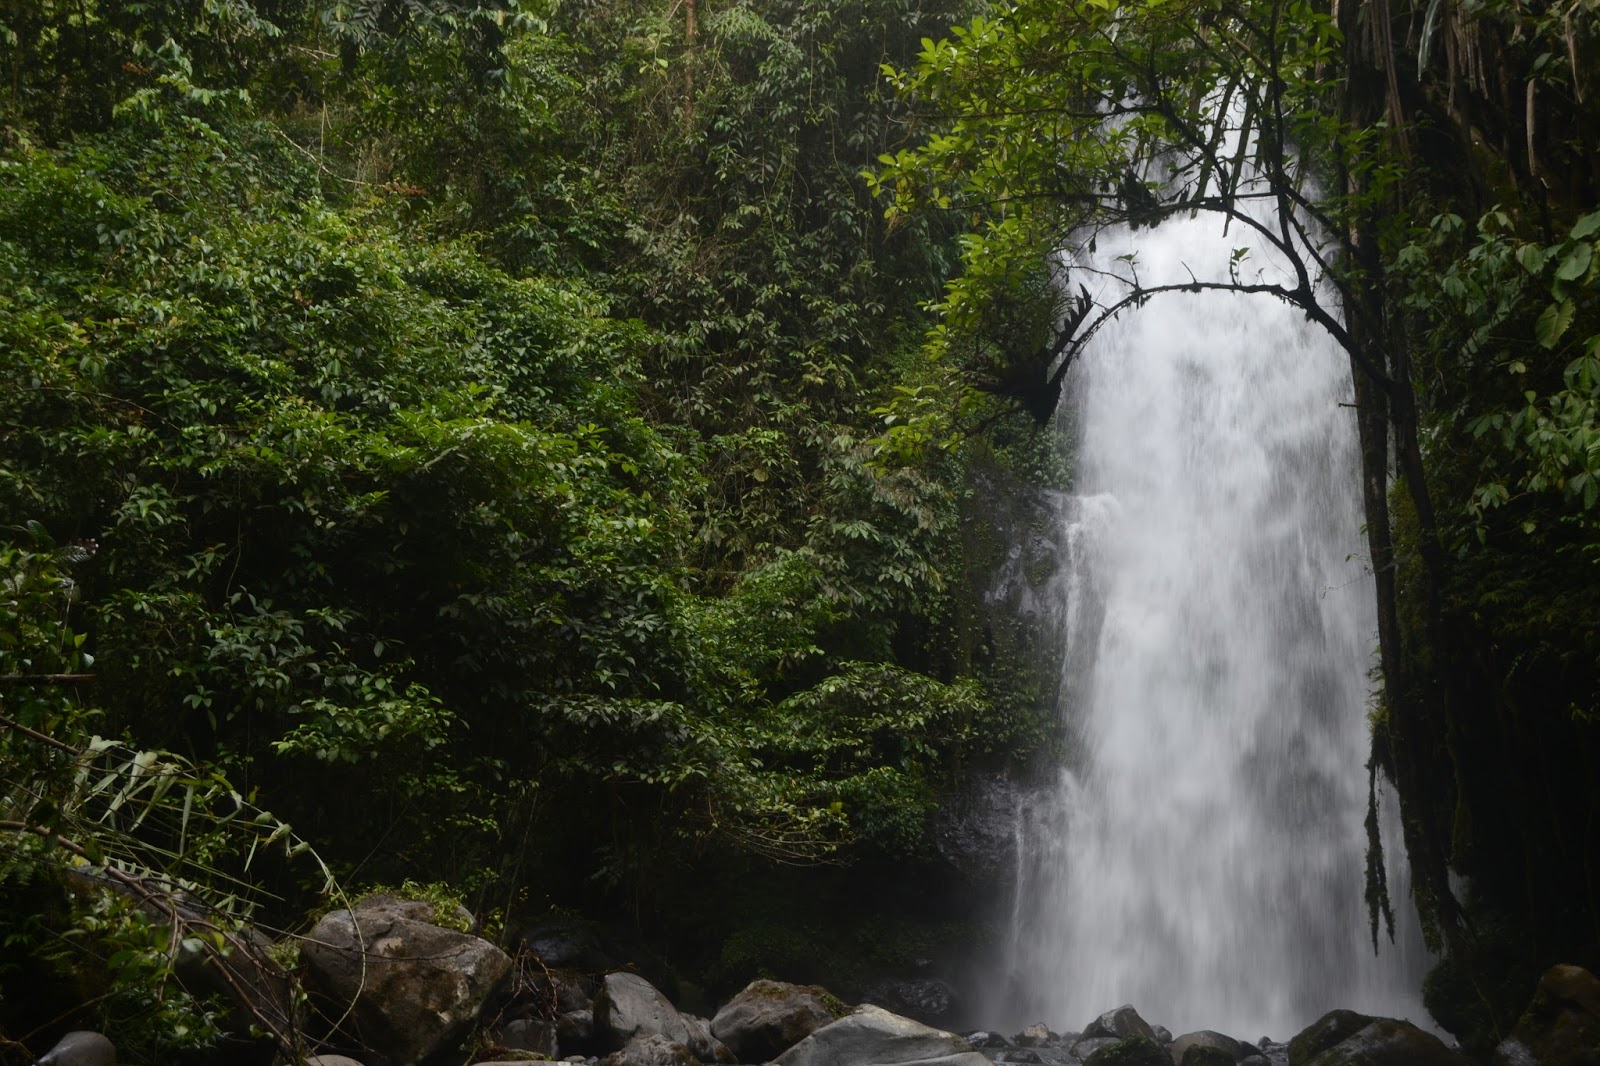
[994,215,1432,1039]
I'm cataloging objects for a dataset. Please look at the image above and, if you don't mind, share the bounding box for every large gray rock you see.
[1086,1006,1159,1044]
[1170,1031,1244,1064]
[775,1004,991,1066]
[599,1034,698,1066]
[711,979,841,1062]
[1287,1011,1376,1066]
[595,973,701,1052]
[1015,1024,1055,1048]
[300,896,512,1066]
[1303,1020,1467,1066]
[33,1032,116,1066]
[1494,964,1600,1066]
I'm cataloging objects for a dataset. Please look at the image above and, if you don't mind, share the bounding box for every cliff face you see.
[1356,0,1600,1051]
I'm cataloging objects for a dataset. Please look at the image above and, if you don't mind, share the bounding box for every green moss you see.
[1084,1036,1169,1066]
[353,881,473,933]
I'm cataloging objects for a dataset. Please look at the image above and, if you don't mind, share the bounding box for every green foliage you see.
[0,0,1046,936]
[868,0,1361,451]
[0,0,1076,1045]
[0,545,328,1061]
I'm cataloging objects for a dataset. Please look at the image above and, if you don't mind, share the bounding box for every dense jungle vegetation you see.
[0,0,1596,1061]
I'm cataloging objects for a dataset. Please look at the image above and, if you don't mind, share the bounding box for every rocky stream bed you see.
[27,895,1600,1066]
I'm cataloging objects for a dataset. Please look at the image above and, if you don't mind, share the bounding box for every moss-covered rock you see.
[709,979,842,1062]
[1287,1010,1377,1066]
[1180,1046,1236,1066]
[1083,1035,1169,1066]
[1492,964,1600,1066]
[1303,1020,1468,1066]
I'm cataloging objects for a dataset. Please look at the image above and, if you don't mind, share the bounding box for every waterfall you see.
[998,213,1433,1039]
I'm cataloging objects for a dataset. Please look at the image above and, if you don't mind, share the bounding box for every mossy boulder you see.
[710,979,842,1062]
[1493,964,1600,1065]
[1287,1010,1377,1066]
[1179,1046,1237,1066]
[1303,1020,1468,1066]
[300,897,512,1066]
[1084,1035,1170,1066]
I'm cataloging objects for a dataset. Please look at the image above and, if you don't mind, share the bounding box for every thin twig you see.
[0,712,83,754]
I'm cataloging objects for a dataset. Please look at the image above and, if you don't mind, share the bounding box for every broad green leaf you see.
[1555,243,1593,282]
[1536,300,1576,349]
[1516,243,1549,275]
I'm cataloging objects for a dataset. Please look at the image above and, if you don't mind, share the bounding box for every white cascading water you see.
[998,212,1433,1039]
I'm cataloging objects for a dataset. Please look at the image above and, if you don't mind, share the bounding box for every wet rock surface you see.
[1085,1006,1159,1045]
[1286,1011,1378,1066]
[1169,1030,1244,1064]
[1300,1019,1467,1066]
[1493,963,1600,1066]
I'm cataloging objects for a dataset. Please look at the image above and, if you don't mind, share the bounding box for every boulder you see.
[1493,964,1600,1066]
[1170,1031,1244,1064]
[1179,1048,1235,1066]
[1151,1027,1173,1045]
[775,1004,991,1066]
[863,979,960,1027]
[33,1032,117,1066]
[1000,1052,1043,1064]
[599,1034,698,1066]
[966,1032,1014,1049]
[712,979,842,1061]
[1287,1011,1376,1066]
[1086,1007,1159,1045]
[300,896,512,1066]
[1015,1024,1055,1047]
[1084,1036,1171,1066]
[305,1057,368,1066]
[1303,1020,1468,1066]
[596,973,700,1052]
